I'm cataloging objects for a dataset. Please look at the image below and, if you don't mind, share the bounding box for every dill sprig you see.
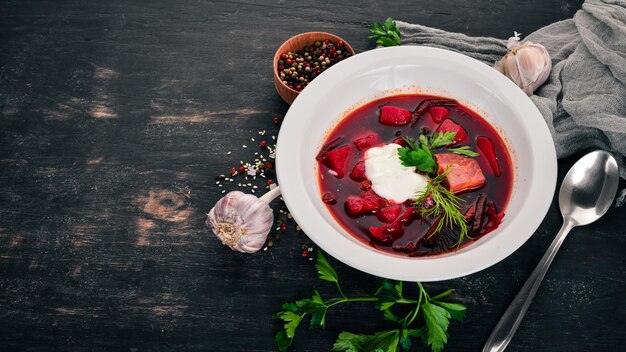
[415,169,469,247]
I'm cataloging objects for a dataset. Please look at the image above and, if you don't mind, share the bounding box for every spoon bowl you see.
[559,150,619,226]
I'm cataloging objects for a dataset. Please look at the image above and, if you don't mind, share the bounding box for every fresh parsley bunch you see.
[274,251,466,352]
[369,18,402,47]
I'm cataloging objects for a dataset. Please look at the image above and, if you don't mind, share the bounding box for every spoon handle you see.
[483,220,575,352]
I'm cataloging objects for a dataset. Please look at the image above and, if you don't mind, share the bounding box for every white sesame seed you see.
[238,183,242,186]
[272,136,276,140]
[247,183,252,186]
[251,189,255,193]
[251,138,255,142]
[221,190,226,193]
[227,151,231,155]
[215,181,220,184]
[242,145,247,148]
[253,186,258,189]
[218,184,223,188]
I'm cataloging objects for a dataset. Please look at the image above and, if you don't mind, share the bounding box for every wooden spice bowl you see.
[273,32,356,105]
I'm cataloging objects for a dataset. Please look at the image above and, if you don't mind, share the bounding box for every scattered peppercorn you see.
[301,249,310,257]
[273,116,280,124]
[230,167,236,175]
[280,224,287,231]
[277,39,351,92]
[267,179,273,185]
[260,140,267,148]
[266,162,273,170]
[238,166,246,173]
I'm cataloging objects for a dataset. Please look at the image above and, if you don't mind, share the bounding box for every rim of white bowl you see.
[276,46,557,282]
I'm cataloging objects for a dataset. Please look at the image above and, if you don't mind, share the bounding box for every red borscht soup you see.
[316,94,513,257]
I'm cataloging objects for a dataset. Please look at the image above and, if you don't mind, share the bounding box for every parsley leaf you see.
[274,310,306,351]
[368,18,402,47]
[433,301,467,322]
[421,302,451,352]
[448,145,480,157]
[429,131,457,149]
[397,145,437,174]
[315,251,339,284]
[276,311,306,338]
[275,330,292,352]
[332,330,400,352]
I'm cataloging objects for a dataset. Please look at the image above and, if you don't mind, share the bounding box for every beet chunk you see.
[359,179,372,190]
[379,106,412,126]
[350,160,367,181]
[476,136,501,177]
[392,137,409,147]
[436,119,468,145]
[369,222,404,244]
[360,190,387,212]
[353,133,382,151]
[322,145,352,178]
[428,106,450,123]
[397,208,417,226]
[376,205,403,223]
[345,196,364,216]
[344,190,386,216]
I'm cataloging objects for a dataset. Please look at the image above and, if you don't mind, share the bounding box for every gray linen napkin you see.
[396,0,626,184]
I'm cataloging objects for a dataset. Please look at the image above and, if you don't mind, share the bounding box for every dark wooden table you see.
[1,0,624,351]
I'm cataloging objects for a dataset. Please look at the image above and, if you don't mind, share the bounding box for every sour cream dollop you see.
[364,143,428,203]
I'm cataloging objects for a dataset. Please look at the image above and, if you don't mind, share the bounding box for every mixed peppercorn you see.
[278,39,351,91]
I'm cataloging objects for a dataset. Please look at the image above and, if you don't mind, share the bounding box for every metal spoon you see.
[483,150,619,352]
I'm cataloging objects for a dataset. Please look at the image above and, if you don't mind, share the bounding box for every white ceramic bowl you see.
[276,46,557,281]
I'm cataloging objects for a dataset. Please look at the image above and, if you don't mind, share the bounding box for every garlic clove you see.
[206,187,281,253]
[494,32,552,96]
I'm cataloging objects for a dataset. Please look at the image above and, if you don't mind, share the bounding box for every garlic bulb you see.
[206,186,281,253]
[494,32,552,96]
